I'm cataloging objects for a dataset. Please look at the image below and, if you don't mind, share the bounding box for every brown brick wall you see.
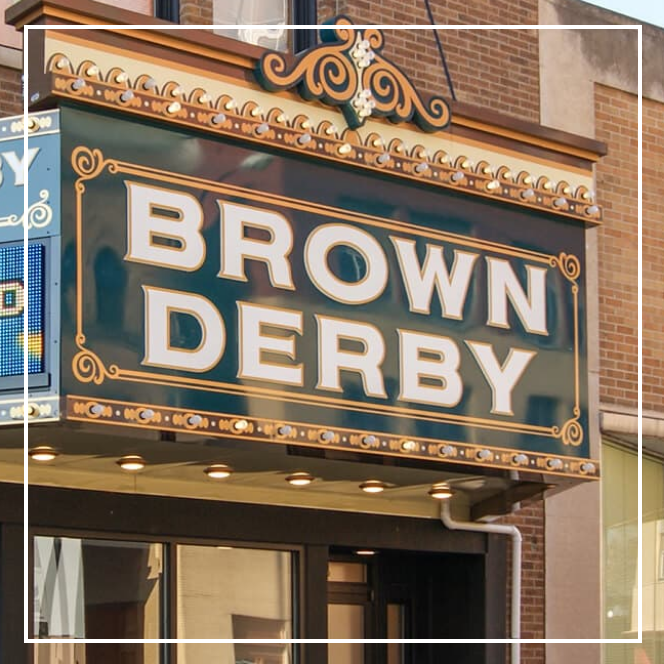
[502,501,546,663]
[642,96,664,412]
[319,0,540,122]
[180,0,212,25]
[0,64,21,116]
[594,85,639,410]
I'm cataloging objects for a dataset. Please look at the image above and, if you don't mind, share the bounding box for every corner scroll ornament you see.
[0,190,53,230]
[256,16,451,132]
[556,252,581,285]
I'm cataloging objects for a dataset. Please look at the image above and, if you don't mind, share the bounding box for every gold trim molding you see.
[47,53,602,224]
[66,396,599,481]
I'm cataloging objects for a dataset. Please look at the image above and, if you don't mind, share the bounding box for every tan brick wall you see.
[594,85,639,410]
[319,0,540,122]
[180,0,212,25]
[0,64,21,116]
[642,96,664,412]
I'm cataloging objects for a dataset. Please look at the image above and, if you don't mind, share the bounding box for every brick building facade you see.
[0,0,660,663]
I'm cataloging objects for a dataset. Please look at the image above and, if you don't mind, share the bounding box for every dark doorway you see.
[328,549,495,664]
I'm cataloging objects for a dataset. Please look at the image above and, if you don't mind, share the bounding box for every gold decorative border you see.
[70,146,586,454]
[47,53,602,225]
[65,395,599,480]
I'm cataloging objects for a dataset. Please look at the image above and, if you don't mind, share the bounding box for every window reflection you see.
[177,545,293,664]
[33,536,161,663]
[213,0,289,51]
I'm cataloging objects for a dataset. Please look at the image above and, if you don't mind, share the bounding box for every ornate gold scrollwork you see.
[559,418,584,446]
[72,146,107,180]
[257,16,450,132]
[72,348,108,385]
[557,252,581,283]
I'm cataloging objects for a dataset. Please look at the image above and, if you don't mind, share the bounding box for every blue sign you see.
[0,243,45,378]
[0,110,60,243]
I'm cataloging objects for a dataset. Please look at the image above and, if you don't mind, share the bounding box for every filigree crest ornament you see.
[256,16,451,132]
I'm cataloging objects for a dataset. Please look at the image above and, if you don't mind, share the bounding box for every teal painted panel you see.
[58,106,593,477]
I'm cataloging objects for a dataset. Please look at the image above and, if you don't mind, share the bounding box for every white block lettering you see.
[238,302,303,385]
[218,202,294,289]
[142,286,225,372]
[306,224,388,304]
[391,237,477,319]
[316,315,387,398]
[1,148,40,187]
[398,330,463,407]
[487,257,548,335]
[125,181,205,271]
[466,341,536,415]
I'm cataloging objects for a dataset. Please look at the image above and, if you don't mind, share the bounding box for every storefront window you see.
[213,0,289,51]
[177,544,294,663]
[603,442,664,664]
[33,536,162,662]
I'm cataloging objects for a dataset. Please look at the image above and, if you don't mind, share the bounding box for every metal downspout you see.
[440,501,523,664]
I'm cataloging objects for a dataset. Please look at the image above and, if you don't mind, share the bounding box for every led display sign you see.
[0,243,45,379]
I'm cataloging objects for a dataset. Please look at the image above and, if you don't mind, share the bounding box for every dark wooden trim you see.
[451,100,608,157]
[484,534,508,663]
[0,483,22,523]
[28,485,486,554]
[7,0,171,28]
[0,523,27,664]
[302,545,328,663]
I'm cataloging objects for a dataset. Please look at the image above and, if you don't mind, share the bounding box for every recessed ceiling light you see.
[286,471,314,486]
[428,483,454,500]
[359,480,386,494]
[28,446,59,462]
[116,455,146,472]
[204,464,233,479]
[355,549,377,556]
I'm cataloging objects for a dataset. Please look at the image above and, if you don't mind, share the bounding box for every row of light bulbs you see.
[27,447,455,500]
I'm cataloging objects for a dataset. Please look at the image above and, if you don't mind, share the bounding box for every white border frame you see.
[22,21,643,647]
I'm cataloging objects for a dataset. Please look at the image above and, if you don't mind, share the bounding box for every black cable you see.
[423,0,457,102]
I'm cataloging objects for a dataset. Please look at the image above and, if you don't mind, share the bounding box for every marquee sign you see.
[60,106,595,479]
[0,110,60,242]
[0,111,60,424]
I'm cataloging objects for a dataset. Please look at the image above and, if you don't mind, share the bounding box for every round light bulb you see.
[285,472,314,486]
[359,480,386,494]
[117,455,146,472]
[28,446,59,462]
[428,484,454,500]
[204,464,233,479]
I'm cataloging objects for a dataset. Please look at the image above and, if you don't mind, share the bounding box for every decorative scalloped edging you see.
[46,53,602,224]
[66,396,600,480]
